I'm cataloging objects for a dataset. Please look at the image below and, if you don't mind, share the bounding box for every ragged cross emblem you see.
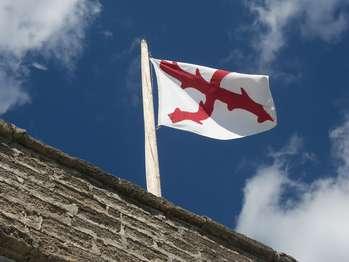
[160,61,274,125]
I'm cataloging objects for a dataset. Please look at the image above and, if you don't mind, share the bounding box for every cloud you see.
[330,116,349,175]
[32,63,48,71]
[0,0,101,115]
[113,38,140,62]
[268,134,303,159]
[300,0,349,42]
[125,56,141,108]
[248,0,299,67]
[101,30,113,39]
[236,118,349,261]
[247,0,349,67]
[0,67,29,115]
[117,38,141,109]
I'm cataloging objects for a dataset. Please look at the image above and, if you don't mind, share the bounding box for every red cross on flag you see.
[150,58,277,140]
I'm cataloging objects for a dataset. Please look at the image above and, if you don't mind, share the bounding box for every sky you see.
[1,1,349,261]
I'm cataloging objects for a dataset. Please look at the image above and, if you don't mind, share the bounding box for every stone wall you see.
[0,120,296,262]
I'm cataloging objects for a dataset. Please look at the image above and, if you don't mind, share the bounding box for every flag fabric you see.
[150,58,277,140]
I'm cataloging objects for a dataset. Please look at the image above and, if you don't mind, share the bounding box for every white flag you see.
[150,58,277,140]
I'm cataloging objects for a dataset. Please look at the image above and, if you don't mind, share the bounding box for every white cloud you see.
[32,63,48,71]
[236,118,349,262]
[248,0,349,67]
[125,56,141,108]
[301,0,349,42]
[330,116,349,175]
[0,69,29,115]
[268,134,303,159]
[0,0,101,115]
[249,0,299,67]
[119,38,141,108]
[101,30,113,39]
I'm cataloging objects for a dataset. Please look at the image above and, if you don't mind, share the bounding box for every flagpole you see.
[140,39,162,197]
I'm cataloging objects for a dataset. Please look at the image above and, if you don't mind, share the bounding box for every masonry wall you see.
[0,121,296,262]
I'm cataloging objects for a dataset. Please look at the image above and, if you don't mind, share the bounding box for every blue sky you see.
[1,1,349,261]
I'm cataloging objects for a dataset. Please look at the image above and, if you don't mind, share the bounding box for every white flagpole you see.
[140,39,161,197]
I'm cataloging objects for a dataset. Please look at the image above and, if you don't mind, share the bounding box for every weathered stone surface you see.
[0,120,297,262]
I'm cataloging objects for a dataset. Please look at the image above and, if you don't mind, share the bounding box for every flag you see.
[150,58,277,140]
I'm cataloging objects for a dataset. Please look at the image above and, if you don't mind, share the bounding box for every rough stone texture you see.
[0,120,296,262]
